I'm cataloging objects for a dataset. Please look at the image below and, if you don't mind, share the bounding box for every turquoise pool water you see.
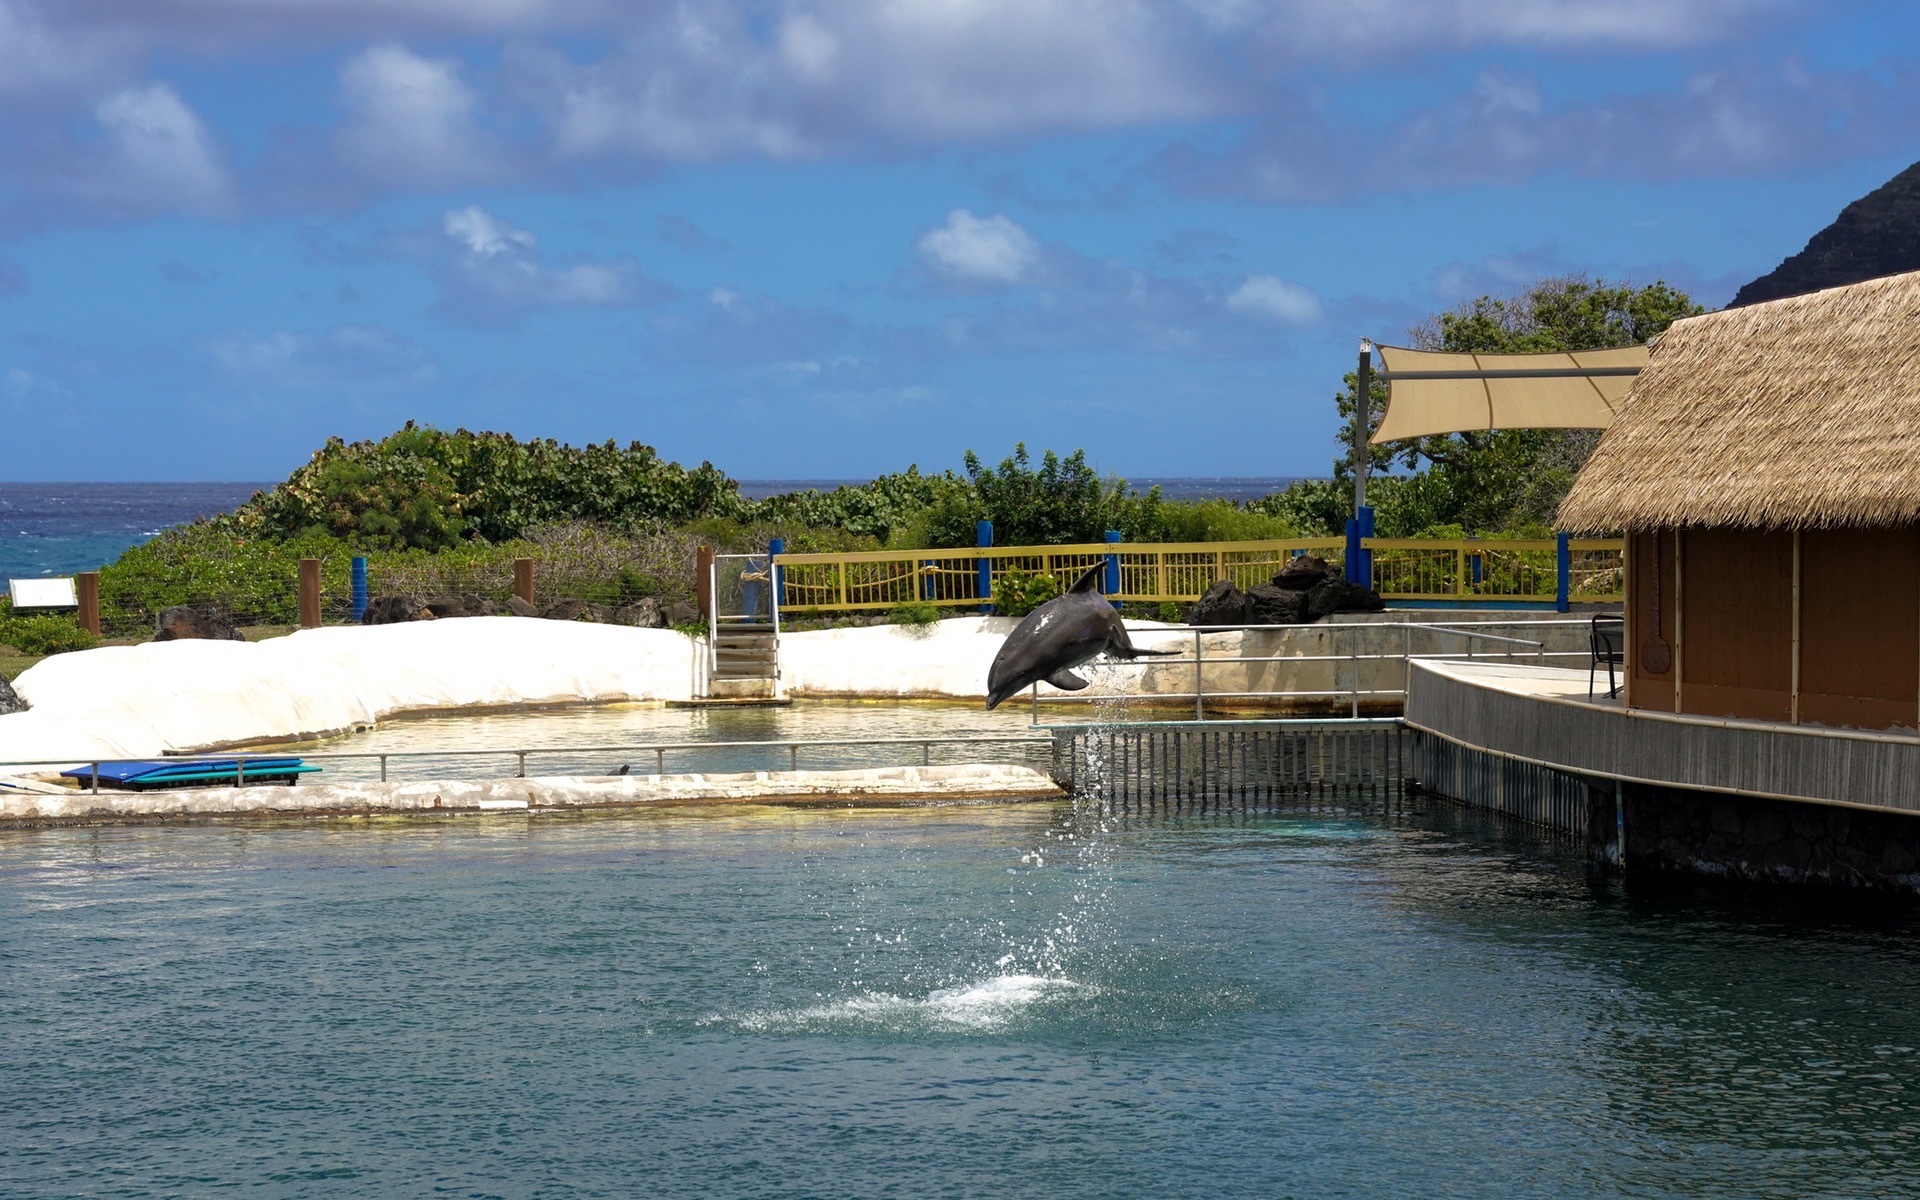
[259,700,1048,781]
[4,802,1918,1197]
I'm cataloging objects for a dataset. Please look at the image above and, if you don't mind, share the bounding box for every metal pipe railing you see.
[0,734,1057,788]
[1019,618,1579,721]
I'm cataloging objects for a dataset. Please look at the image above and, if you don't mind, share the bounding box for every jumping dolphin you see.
[985,564,1179,710]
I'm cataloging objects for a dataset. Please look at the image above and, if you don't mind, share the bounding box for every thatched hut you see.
[1559,269,1920,731]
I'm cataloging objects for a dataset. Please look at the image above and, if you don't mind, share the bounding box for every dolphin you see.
[985,563,1179,710]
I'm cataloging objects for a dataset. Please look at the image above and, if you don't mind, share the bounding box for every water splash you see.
[711,974,1087,1033]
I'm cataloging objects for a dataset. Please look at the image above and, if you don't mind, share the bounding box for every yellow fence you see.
[1366,538,1624,602]
[770,536,1624,612]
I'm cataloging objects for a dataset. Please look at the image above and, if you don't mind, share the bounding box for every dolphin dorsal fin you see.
[1068,563,1105,594]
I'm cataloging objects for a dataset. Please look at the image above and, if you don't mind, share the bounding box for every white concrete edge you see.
[0,762,1066,825]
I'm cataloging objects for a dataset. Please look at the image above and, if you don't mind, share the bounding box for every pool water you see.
[4,800,1919,1197]
[260,700,1048,781]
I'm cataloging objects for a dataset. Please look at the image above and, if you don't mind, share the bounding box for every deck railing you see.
[771,536,1623,613]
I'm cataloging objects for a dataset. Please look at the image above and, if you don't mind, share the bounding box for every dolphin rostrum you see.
[985,563,1179,709]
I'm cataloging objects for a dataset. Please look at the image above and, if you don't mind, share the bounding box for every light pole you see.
[1354,337,1374,513]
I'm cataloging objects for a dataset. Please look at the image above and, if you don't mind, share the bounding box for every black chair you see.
[1589,614,1624,699]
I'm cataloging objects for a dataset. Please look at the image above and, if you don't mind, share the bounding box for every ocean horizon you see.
[0,476,1316,581]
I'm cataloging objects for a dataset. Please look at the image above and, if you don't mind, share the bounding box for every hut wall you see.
[1630,524,1920,730]
[1626,531,1675,710]
[1799,527,1920,731]
[1678,528,1793,722]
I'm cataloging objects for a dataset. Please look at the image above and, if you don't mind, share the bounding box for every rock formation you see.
[154,605,247,641]
[0,672,23,715]
[1187,579,1249,626]
[1185,558,1383,627]
[1732,160,1920,306]
[362,596,435,625]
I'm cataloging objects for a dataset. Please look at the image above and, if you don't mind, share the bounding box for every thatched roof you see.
[1558,269,1920,533]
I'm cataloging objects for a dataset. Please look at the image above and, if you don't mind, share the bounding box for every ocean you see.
[0,482,270,583]
[0,477,1310,581]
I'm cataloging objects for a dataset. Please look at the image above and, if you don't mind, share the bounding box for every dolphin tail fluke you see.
[1116,646,1180,658]
[1045,668,1091,690]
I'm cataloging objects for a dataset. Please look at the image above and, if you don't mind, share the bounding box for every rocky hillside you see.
[1732,161,1920,307]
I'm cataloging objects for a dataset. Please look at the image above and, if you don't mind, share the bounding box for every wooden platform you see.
[1406,659,1920,817]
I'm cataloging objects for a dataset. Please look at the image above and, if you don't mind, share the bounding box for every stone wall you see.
[1417,733,1920,897]
[1621,784,1920,895]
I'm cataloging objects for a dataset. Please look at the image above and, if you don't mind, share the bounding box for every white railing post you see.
[1349,625,1360,718]
[1194,628,1204,721]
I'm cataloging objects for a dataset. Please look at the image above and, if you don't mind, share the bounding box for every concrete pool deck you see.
[0,763,1065,827]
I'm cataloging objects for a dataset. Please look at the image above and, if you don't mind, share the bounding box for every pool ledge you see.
[1407,659,1920,816]
[0,763,1064,827]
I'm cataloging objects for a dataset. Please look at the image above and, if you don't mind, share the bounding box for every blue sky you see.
[3,1,1919,483]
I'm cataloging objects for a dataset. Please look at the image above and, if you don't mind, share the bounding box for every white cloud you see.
[442,205,535,257]
[93,82,231,213]
[201,325,437,391]
[337,43,497,185]
[414,204,669,325]
[917,210,1040,285]
[1226,274,1322,323]
[0,0,117,96]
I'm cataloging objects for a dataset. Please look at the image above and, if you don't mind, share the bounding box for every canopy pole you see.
[1354,339,1374,512]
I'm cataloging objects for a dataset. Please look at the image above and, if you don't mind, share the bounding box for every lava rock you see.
[662,601,699,627]
[362,596,435,625]
[1246,583,1309,624]
[155,605,246,641]
[423,597,470,619]
[1187,579,1250,626]
[540,599,614,623]
[614,598,663,628]
[505,595,538,618]
[1272,555,1338,590]
[0,672,23,715]
[1305,577,1385,620]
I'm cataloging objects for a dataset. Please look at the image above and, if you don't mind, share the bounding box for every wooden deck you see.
[1406,660,1920,817]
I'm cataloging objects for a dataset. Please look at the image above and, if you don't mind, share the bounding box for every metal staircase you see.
[705,553,781,700]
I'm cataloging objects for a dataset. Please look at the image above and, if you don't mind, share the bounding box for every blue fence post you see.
[976,521,993,613]
[1356,505,1375,590]
[1556,531,1571,613]
[1104,530,1122,599]
[1469,535,1483,587]
[1344,518,1361,583]
[350,556,368,623]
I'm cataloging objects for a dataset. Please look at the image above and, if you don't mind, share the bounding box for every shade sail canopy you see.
[1370,344,1650,445]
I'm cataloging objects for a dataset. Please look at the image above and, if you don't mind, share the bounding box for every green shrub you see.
[224,423,751,547]
[1150,498,1303,543]
[0,612,100,656]
[992,569,1062,618]
[887,600,940,627]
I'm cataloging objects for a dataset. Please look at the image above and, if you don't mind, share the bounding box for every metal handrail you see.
[1022,618,1576,721]
[0,734,1058,793]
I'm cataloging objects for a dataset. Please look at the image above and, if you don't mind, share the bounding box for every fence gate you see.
[707,553,781,698]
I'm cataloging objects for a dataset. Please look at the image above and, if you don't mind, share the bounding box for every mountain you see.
[1731,161,1920,307]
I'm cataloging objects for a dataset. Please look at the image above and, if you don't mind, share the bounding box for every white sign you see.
[8,577,78,609]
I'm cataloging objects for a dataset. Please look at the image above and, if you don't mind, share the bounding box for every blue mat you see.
[61,758,318,790]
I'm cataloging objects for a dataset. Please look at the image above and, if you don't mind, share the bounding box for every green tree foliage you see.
[914,444,1166,548]
[992,568,1063,617]
[748,466,973,546]
[230,423,750,549]
[1283,275,1702,536]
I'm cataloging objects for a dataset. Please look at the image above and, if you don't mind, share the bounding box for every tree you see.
[1314,275,1702,535]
